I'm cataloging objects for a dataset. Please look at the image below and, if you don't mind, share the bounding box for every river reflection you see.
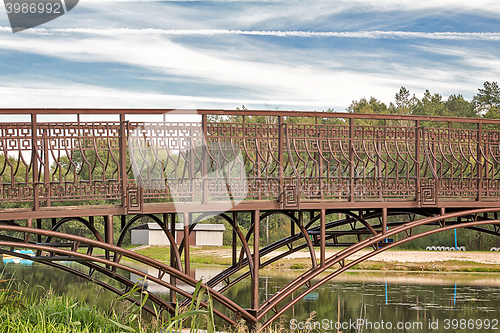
[2,261,500,332]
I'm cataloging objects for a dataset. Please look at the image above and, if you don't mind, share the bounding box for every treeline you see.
[347,81,500,119]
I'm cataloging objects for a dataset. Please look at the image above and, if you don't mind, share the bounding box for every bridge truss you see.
[2,109,500,330]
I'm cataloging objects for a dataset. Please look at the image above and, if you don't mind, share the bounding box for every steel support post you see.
[251,210,260,311]
[320,208,326,268]
[232,211,237,267]
[183,211,190,276]
[36,219,42,243]
[104,215,114,245]
[25,218,33,242]
[382,207,387,235]
[120,215,126,232]
[169,213,176,303]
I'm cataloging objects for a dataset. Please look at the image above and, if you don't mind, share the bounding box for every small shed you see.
[130,223,225,246]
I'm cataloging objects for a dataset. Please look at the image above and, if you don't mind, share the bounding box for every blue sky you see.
[1,0,500,112]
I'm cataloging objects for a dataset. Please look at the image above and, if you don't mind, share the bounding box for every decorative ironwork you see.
[3,111,500,210]
[126,187,142,213]
[283,184,299,209]
[4,110,500,332]
[420,182,437,206]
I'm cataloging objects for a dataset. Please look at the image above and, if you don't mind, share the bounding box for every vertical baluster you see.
[202,114,208,204]
[31,114,39,211]
[415,120,421,204]
[349,118,354,202]
[119,114,127,209]
[279,116,284,204]
[477,122,483,201]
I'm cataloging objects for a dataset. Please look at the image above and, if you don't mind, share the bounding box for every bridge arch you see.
[47,216,104,243]
[257,208,500,331]
[115,214,182,271]
[0,225,256,325]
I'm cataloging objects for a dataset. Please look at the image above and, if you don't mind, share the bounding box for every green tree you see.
[347,97,389,115]
[446,94,477,119]
[391,86,419,115]
[474,81,500,118]
[413,90,446,117]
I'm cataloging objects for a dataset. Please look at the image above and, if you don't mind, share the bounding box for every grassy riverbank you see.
[0,275,218,333]
[132,245,500,273]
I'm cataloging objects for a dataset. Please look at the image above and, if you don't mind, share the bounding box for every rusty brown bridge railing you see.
[2,109,500,220]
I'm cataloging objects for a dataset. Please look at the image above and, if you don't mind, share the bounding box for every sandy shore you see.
[264,249,500,264]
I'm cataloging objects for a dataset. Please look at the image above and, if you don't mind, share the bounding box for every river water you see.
[1,260,500,332]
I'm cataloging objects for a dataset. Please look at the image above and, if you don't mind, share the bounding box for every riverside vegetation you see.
[0,272,218,333]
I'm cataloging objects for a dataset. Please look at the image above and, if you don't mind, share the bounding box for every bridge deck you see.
[2,109,500,219]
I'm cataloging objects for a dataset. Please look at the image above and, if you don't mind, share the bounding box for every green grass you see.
[0,290,123,332]
[0,273,218,333]
[135,246,233,266]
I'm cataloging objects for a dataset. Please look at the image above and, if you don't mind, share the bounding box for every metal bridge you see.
[2,109,500,330]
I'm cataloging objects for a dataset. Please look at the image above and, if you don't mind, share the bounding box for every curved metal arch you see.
[46,216,104,243]
[177,213,255,277]
[257,208,500,329]
[259,210,317,269]
[0,248,170,318]
[207,211,316,295]
[206,211,303,290]
[0,241,238,324]
[116,214,182,272]
[305,210,377,236]
[209,209,428,301]
[178,212,257,308]
[219,212,255,274]
[0,225,255,325]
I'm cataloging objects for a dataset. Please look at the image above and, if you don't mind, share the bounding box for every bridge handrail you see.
[2,109,500,215]
[2,108,500,125]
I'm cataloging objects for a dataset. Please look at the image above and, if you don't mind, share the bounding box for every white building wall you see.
[131,230,149,245]
[148,230,172,245]
[196,231,223,246]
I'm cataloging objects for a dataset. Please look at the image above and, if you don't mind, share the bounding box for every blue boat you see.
[2,250,35,265]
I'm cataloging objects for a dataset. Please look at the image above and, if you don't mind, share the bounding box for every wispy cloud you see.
[6,27,500,41]
[0,1,498,111]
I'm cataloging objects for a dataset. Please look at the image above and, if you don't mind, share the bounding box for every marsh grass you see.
[0,269,217,333]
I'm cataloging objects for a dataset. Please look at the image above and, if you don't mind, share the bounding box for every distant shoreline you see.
[131,246,500,273]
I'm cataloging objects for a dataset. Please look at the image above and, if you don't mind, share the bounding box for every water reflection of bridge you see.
[2,109,500,330]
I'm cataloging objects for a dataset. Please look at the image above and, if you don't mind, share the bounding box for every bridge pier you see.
[382,207,387,235]
[251,210,260,312]
[169,213,177,303]
[105,215,113,245]
[232,211,237,267]
[184,212,191,275]
[320,209,326,267]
